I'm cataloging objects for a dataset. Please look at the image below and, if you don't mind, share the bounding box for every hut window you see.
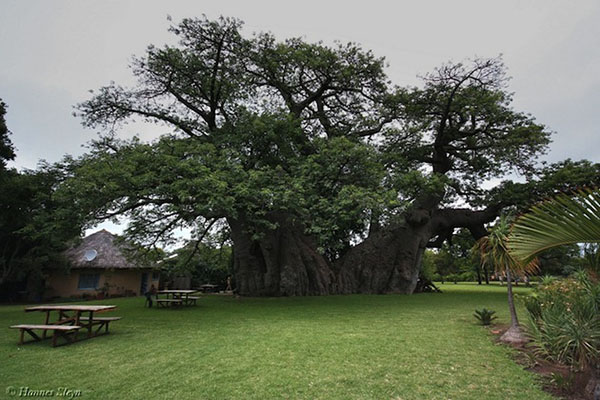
[78,273,100,290]
[152,272,160,281]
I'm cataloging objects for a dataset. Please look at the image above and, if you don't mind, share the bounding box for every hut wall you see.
[46,269,95,298]
[103,269,155,296]
[45,268,159,299]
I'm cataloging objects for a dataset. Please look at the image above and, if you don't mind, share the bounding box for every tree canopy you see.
[58,16,600,295]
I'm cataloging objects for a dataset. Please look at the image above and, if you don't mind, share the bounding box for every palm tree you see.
[509,188,600,262]
[476,215,538,343]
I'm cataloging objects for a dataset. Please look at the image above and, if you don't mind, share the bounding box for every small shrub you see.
[459,271,476,282]
[524,273,600,370]
[474,308,497,325]
[521,350,538,369]
[540,275,557,286]
[549,372,574,392]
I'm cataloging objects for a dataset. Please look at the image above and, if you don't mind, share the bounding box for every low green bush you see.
[430,273,442,282]
[524,273,600,370]
[474,308,497,325]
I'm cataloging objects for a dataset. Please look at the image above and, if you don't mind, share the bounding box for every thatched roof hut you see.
[65,230,149,270]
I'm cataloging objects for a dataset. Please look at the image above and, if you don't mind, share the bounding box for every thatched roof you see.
[65,230,150,270]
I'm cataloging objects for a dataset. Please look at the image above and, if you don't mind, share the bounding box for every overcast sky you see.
[2,0,599,169]
[1,1,599,235]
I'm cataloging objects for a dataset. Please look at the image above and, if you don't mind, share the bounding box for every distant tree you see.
[0,166,81,287]
[535,244,580,276]
[0,99,16,169]
[0,101,80,289]
[421,229,480,283]
[580,244,600,280]
[161,241,232,287]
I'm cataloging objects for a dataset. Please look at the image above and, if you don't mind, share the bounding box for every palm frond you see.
[510,188,600,262]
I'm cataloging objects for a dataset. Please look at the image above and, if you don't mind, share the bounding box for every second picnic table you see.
[156,290,199,307]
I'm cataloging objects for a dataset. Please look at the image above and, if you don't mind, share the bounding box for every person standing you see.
[145,284,157,307]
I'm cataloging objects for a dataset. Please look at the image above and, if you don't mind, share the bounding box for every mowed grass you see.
[0,284,552,400]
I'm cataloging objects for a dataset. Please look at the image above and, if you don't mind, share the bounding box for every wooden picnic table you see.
[156,290,199,307]
[10,304,120,346]
[199,284,219,293]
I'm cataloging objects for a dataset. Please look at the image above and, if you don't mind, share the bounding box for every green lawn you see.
[0,284,552,400]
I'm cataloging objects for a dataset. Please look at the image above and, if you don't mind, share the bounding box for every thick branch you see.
[431,204,503,241]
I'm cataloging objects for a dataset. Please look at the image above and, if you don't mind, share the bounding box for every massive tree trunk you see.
[335,224,432,294]
[228,205,500,296]
[228,214,336,296]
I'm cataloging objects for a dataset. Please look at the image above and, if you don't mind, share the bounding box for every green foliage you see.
[524,274,600,370]
[421,229,480,282]
[474,308,497,325]
[539,275,557,286]
[420,251,438,281]
[580,244,600,279]
[482,159,600,212]
[508,187,600,370]
[549,372,575,392]
[0,104,81,288]
[0,99,15,169]
[0,165,81,286]
[476,215,538,277]
[161,241,232,286]
[535,244,581,276]
[510,188,600,262]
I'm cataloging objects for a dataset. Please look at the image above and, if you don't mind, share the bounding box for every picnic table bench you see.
[156,290,199,308]
[9,305,121,347]
[156,298,183,307]
[78,316,122,334]
[10,324,81,347]
[184,296,200,306]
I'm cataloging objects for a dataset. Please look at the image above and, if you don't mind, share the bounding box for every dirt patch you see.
[488,325,597,400]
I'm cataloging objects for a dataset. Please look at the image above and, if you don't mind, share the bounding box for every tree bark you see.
[335,224,431,294]
[505,268,519,327]
[500,268,527,344]
[228,214,335,296]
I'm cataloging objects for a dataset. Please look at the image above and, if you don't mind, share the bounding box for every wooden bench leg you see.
[52,330,79,347]
[24,329,42,343]
[17,328,46,345]
[42,311,50,339]
[93,322,110,335]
